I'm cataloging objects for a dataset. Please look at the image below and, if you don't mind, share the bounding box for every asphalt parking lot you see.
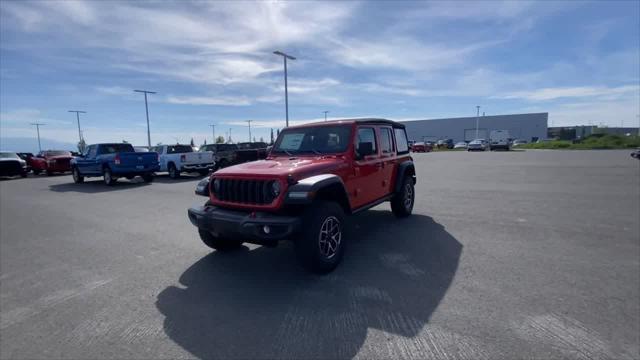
[1,150,638,359]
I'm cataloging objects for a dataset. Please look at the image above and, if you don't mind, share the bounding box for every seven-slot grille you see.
[215,178,277,205]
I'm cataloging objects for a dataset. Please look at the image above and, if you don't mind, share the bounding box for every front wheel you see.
[72,167,84,183]
[295,201,346,274]
[20,172,27,178]
[198,229,243,251]
[391,176,415,218]
[103,167,117,186]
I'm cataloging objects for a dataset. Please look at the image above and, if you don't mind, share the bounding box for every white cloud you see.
[496,85,639,101]
[0,109,71,126]
[166,95,251,106]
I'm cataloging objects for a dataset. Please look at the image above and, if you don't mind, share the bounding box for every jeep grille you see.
[215,178,276,205]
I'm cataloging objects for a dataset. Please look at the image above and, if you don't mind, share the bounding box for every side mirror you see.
[356,142,375,159]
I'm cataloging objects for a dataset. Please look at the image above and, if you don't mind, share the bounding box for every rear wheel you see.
[72,167,84,183]
[142,173,153,183]
[103,167,117,186]
[168,163,180,179]
[295,201,346,274]
[391,176,415,218]
[198,229,243,251]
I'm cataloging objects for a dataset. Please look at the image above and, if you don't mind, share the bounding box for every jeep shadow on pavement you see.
[187,118,418,273]
[157,211,462,359]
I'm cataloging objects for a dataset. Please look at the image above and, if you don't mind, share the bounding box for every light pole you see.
[209,124,215,143]
[475,105,481,139]
[273,50,296,127]
[68,110,86,144]
[134,89,156,148]
[30,123,45,153]
[246,120,253,142]
[228,128,232,143]
[323,111,329,121]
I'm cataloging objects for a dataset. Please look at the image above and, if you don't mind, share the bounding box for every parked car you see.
[150,144,215,179]
[467,139,488,151]
[411,141,432,152]
[436,139,454,149]
[513,139,528,146]
[199,143,238,169]
[489,130,511,151]
[235,142,269,164]
[71,143,159,185]
[0,152,28,178]
[408,140,416,151]
[29,150,74,175]
[188,118,416,273]
[16,153,34,173]
[631,148,640,159]
[453,142,467,149]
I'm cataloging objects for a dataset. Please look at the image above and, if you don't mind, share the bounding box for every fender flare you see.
[394,161,416,193]
[284,174,349,207]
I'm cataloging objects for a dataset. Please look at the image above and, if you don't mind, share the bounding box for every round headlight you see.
[213,178,220,193]
[271,181,281,196]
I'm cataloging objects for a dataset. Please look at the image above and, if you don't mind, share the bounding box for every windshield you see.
[273,125,352,155]
[0,152,19,159]
[44,151,71,157]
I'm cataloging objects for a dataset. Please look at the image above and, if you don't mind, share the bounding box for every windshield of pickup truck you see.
[199,144,238,152]
[167,145,193,154]
[273,125,351,155]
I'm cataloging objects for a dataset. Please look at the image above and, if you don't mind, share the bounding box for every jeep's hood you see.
[214,156,346,179]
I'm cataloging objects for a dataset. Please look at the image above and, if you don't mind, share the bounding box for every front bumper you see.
[187,205,301,242]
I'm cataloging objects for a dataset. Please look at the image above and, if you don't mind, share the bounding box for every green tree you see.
[215,136,225,143]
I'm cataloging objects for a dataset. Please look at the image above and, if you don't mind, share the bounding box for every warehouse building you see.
[401,112,548,143]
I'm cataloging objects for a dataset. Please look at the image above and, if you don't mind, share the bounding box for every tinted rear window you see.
[99,144,134,154]
[167,145,193,154]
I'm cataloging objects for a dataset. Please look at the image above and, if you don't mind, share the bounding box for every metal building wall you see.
[401,113,548,143]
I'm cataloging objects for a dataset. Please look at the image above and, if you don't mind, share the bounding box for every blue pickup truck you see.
[71,143,159,185]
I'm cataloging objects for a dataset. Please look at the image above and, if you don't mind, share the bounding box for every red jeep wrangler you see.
[188,118,416,273]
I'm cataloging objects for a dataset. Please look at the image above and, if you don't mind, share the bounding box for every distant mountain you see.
[0,137,78,153]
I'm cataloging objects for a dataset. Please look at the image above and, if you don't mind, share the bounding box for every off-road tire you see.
[72,167,84,183]
[103,167,117,186]
[142,173,153,183]
[391,176,414,218]
[168,163,180,179]
[295,200,346,274]
[198,229,243,251]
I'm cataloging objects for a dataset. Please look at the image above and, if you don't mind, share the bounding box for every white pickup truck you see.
[150,144,215,179]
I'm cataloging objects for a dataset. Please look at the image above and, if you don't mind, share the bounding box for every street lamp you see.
[246,120,253,142]
[134,89,157,148]
[30,123,45,153]
[273,50,296,127]
[68,110,86,144]
[323,110,329,122]
[209,124,215,143]
[475,105,481,139]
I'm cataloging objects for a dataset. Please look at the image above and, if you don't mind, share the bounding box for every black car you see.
[0,152,28,178]
[436,139,454,149]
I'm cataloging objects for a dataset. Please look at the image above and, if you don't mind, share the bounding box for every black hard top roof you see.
[297,118,405,128]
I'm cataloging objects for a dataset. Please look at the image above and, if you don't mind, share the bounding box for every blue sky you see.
[1,0,639,149]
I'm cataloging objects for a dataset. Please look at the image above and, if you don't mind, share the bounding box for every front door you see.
[349,126,386,209]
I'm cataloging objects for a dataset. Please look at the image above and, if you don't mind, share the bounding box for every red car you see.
[30,150,74,175]
[411,141,432,152]
[189,118,416,273]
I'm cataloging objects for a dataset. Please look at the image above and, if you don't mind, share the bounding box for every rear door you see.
[350,126,386,209]
[378,126,397,195]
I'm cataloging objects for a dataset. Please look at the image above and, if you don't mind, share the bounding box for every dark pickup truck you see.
[71,143,159,185]
[235,142,269,164]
